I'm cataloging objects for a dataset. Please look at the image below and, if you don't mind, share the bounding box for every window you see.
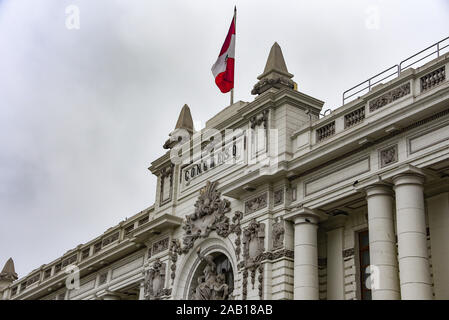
[44,268,52,280]
[358,230,371,300]
[93,241,102,254]
[124,225,134,235]
[81,248,90,260]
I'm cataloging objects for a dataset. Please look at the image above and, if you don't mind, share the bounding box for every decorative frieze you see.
[245,192,267,214]
[316,121,335,142]
[380,144,398,168]
[273,189,284,206]
[152,237,169,255]
[344,106,365,128]
[421,66,445,92]
[369,82,410,112]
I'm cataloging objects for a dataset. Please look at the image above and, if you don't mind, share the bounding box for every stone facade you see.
[2,42,449,301]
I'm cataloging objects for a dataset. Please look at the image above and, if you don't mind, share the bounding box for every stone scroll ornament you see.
[168,181,243,289]
[181,181,231,253]
[144,258,171,300]
[241,219,266,299]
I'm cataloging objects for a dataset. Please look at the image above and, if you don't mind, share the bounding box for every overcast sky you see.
[1,0,448,278]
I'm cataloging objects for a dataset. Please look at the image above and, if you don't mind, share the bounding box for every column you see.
[427,193,449,299]
[139,281,146,300]
[293,214,319,300]
[393,173,433,299]
[325,215,346,300]
[365,184,400,299]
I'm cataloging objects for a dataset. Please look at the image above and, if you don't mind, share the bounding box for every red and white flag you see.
[211,8,236,93]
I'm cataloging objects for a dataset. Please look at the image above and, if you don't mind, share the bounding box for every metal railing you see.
[342,36,449,105]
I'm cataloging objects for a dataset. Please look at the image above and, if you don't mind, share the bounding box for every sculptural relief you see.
[144,258,169,300]
[191,248,230,300]
[272,217,284,250]
[181,181,231,253]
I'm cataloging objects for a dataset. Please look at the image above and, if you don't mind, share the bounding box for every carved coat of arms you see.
[181,181,231,252]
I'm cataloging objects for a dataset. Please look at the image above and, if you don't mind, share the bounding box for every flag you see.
[211,8,236,93]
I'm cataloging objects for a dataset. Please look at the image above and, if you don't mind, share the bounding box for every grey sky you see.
[1,0,448,278]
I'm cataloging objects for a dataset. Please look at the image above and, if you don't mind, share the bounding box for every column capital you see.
[392,172,425,188]
[365,183,394,199]
[284,207,325,225]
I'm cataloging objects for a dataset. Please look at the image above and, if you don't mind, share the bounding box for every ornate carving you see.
[192,249,230,300]
[144,258,168,300]
[152,237,169,255]
[369,82,410,112]
[258,264,264,299]
[181,181,231,253]
[251,77,295,95]
[245,193,267,214]
[272,217,284,250]
[273,189,284,206]
[169,239,181,284]
[229,211,243,261]
[249,109,269,129]
[243,219,265,268]
[380,145,398,168]
[242,269,248,300]
[240,219,266,300]
[160,164,174,204]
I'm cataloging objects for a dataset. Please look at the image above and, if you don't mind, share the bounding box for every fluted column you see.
[365,184,400,299]
[393,173,433,299]
[291,212,320,300]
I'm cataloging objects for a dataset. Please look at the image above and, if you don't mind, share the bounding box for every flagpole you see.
[230,6,236,106]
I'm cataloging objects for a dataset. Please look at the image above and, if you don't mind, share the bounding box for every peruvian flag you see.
[211,8,236,93]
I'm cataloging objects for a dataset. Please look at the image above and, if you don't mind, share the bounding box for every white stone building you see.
[1,38,449,300]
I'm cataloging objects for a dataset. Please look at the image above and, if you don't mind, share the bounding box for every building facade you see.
[2,40,449,300]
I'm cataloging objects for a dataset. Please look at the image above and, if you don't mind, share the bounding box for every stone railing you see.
[316,121,335,142]
[344,106,365,128]
[421,66,445,92]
